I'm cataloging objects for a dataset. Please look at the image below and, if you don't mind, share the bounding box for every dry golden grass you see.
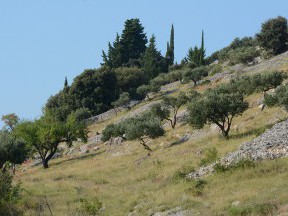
[16,59,288,215]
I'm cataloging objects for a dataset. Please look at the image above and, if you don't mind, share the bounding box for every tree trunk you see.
[222,129,229,139]
[42,159,49,169]
[140,139,152,151]
[172,114,177,129]
[192,79,197,86]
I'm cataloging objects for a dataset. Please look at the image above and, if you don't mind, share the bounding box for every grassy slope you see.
[16,57,288,216]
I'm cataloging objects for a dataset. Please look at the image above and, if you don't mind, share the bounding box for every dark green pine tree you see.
[142,35,168,79]
[120,18,147,64]
[186,31,206,66]
[199,30,206,66]
[101,50,109,66]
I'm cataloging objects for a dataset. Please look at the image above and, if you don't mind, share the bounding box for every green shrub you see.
[214,159,256,173]
[80,197,103,216]
[228,46,259,65]
[209,64,222,76]
[173,165,195,181]
[199,147,218,166]
[228,202,277,216]
[0,172,23,216]
[186,179,207,196]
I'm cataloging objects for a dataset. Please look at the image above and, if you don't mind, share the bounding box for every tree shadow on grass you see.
[52,150,106,167]
[229,124,274,140]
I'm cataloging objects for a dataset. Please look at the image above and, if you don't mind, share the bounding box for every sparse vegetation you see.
[5,15,288,216]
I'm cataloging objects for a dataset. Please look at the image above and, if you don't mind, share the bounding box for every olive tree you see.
[264,85,288,111]
[151,92,189,129]
[183,66,208,85]
[256,16,288,55]
[188,89,249,138]
[112,92,130,109]
[0,131,28,172]
[102,113,164,151]
[15,111,87,168]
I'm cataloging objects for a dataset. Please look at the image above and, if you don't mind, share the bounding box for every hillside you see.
[14,51,288,215]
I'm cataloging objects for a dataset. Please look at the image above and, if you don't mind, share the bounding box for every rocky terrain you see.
[187,119,288,179]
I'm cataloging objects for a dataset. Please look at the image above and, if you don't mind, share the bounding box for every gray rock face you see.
[187,119,288,179]
[105,137,124,146]
[88,134,103,145]
[208,51,288,82]
[86,100,140,124]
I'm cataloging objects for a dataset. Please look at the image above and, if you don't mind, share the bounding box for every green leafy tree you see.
[166,70,183,83]
[228,46,259,65]
[188,89,249,138]
[102,113,164,151]
[124,113,164,151]
[137,84,161,100]
[264,85,288,111]
[15,111,88,168]
[112,92,131,115]
[1,114,19,131]
[69,67,118,116]
[252,71,286,94]
[183,66,208,85]
[0,130,28,172]
[137,85,152,100]
[151,92,189,129]
[115,67,147,99]
[0,114,29,173]
[256,16,288,55]
[141,35,168,80]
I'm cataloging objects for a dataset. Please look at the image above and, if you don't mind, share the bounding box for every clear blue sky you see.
[0,0,287,124]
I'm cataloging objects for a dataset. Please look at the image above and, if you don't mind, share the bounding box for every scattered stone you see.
[86,100,141,124]
[51,152,62,159]
[88,134,103,145]
[105,137,124,146]
[232,201,240,207]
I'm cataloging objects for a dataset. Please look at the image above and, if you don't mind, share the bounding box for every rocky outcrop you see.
[187,119,288,179]
[208,51,288,82]
[86,100,140,124]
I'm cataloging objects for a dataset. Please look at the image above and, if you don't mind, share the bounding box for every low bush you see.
[199,147,218,166]
[214,159,256,173]
[173,165,195,181]
[186,179,207,196]
[0,172,23,216]
[80,197,103,216]
[228,202,277,216]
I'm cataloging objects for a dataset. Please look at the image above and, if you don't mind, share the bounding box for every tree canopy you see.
[256,16,288,55]
[15,111,88,168]
[188,88,249,138]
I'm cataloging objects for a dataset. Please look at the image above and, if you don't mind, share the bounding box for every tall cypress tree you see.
[64,77,68,88]
[165,24,175,66]
[169,24,175,64]
[199,30,205,66]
